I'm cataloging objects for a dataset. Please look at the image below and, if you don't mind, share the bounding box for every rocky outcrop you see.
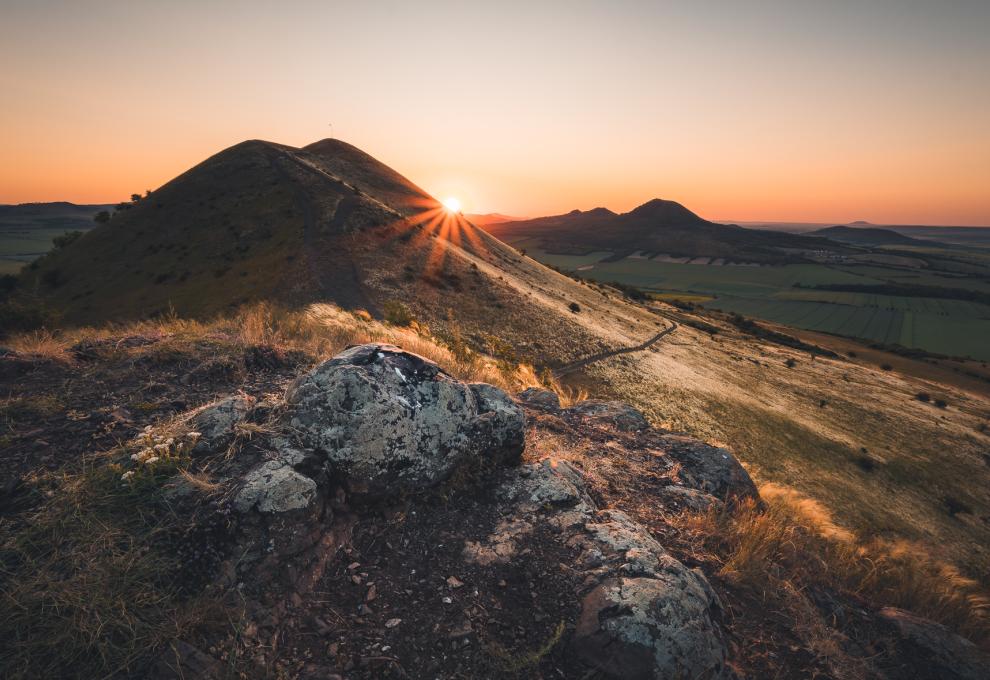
[282,344,524,500]
[468,459,729,680]
[566,399,650,432]
[161,345,754,679]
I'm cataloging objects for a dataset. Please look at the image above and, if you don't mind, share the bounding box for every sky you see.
[1,0,989,225]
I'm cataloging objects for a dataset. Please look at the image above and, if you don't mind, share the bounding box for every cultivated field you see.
[524,242,990,360]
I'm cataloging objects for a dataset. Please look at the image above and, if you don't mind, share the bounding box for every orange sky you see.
[2,1,989,225]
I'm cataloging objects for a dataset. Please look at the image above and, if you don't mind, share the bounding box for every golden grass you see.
[2,301,590,405]
[677,482,990,649]
[5,329,71,361]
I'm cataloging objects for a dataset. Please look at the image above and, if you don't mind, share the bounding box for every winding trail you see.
[554,322,678,378]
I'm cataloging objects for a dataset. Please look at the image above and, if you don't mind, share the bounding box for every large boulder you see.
[658,434,759,501]
[283,344,524,500]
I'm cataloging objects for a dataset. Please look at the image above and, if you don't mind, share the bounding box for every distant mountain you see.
[484,198,846,262]
[808,225,935,247]
[465,213,524,227]
[0,202,113,230]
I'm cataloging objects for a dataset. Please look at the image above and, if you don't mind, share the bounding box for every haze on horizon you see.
[1,0,989,226]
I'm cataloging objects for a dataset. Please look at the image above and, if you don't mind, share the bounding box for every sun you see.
[442,197,461,213]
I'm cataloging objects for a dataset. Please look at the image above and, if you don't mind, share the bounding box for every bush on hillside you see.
[383,299,415,326]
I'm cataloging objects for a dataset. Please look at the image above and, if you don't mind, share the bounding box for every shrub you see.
[383,299,415,326]
[934,399,947,409]
[568,302,581,313]
[855,456,876,472]
[880,363,893,371]
[785,358,797,368]
[915,392,931,402]
[52,230,83,250]
[944,495,973,517]
[93,210,111,224]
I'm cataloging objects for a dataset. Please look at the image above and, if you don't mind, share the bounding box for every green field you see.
[525,246,990,360]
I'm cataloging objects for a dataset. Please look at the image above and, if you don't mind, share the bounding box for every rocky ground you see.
[2,338,988,679]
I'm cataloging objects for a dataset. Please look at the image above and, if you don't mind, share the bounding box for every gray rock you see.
[188,394,255,453]
[660,485,724,512]
[878,607,990,680]
[468,461,728,680]
[518,387,561,410]
[659,434,759,501]
[498,458,594,512]
[576,576,727,680]
[284,344,524,500]
[234,460,317,514]
[567,399,649,432]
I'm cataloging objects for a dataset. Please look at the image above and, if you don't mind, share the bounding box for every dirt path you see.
[554,321,678,377]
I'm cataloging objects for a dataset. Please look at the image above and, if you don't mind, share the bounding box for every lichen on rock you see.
[283,343,524,500]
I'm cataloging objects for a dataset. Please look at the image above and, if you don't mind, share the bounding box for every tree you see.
[130,193,143,203]
[52,231,83,250]
[94,210,111,224]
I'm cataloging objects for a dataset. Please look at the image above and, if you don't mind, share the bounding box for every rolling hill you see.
[808,224,939,247]
[484,198,849,262]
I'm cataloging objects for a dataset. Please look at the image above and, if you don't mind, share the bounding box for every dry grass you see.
[5,329,72,361]
[0,456,233,678]
[677,482,990,652]
[3,301,586,402]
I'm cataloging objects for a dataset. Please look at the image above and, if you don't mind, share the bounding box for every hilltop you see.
[484,198,849,262]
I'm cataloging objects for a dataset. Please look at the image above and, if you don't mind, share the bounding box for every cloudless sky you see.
[1,0,989,224]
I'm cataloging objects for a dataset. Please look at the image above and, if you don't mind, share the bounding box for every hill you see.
[7,139,652,367]
[485,198,848,262]
[809,224,938,246]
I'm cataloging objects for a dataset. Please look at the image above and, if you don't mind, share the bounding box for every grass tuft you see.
[676,482,990,650]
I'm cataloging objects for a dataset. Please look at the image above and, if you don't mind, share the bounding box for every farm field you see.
[523,246,990,360]
[704,295,990,360]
